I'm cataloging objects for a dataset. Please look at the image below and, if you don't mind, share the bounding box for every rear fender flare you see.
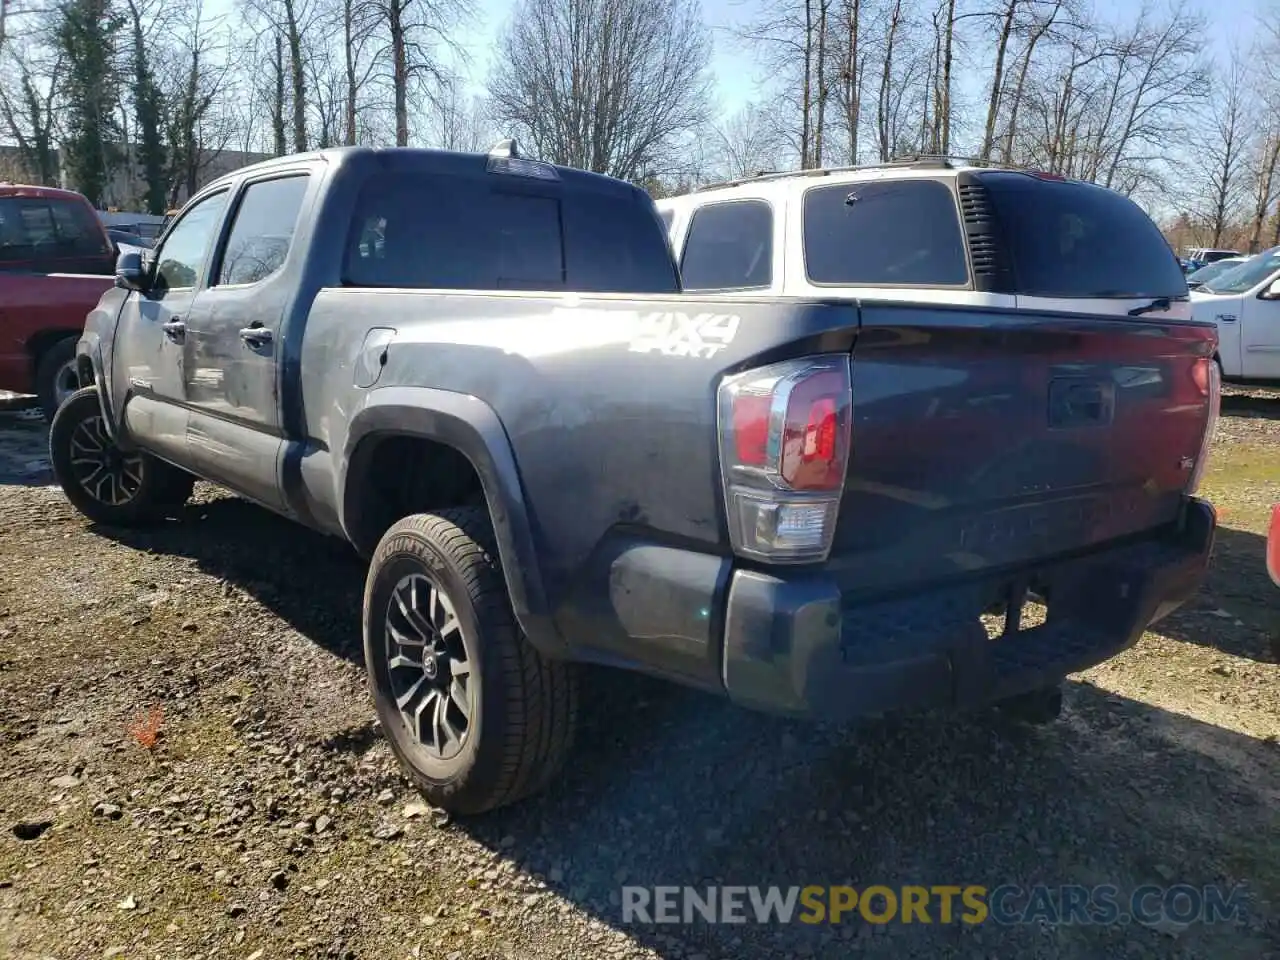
[340,386,564,657]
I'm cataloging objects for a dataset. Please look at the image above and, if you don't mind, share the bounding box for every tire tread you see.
[366,507,577,814]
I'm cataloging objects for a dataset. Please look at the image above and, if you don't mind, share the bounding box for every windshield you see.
[1188,259,1245,285]
[1202,249,1280,294]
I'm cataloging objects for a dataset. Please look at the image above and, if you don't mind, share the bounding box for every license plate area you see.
[980,579,1051,640]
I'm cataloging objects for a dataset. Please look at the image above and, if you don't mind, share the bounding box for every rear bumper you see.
[720,497,1216,722]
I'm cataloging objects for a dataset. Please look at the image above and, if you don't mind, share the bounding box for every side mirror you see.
[1263,277,1280,300]
[114,250,149,291]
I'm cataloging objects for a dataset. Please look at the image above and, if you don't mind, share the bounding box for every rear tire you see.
[363,508,578,815]
[35,336,81,422]
[49,387,187,526]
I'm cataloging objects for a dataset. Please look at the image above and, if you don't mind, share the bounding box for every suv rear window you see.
[0,196,111,269]
[978,172,1186,299]
[344,172,678,293]
[680,200,772,290]
[802,180,968,286]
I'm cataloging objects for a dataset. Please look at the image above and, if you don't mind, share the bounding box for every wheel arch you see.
[340,387,564,657]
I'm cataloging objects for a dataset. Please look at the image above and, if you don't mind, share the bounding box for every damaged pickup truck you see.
[52,143,1219,814]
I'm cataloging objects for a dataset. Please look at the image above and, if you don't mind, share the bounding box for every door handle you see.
[1217,314,1238,323]
[239,326,273,347]
[161,319,185,342]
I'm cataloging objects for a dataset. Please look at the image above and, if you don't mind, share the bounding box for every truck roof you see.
[200,143,646,202]
[0,183,95,204]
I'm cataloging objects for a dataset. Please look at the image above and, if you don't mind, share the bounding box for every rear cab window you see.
[216,175,310,286]
[344,168,678,294]
[976,172,1186,300]
[802,179,968,287]
[0,194,113,273]
[679,200,773,290]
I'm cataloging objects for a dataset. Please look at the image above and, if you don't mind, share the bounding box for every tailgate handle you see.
[1048,378,1115,428]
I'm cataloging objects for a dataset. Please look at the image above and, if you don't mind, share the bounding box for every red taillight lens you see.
[717,355,853,563]
[1186,357,1219,495]
[780,371,848,490]
[731,394,771,466]
[1191,357,1211,395]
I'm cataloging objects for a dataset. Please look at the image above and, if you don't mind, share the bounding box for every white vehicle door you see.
[1241,276,1280,378]
[1197,293,1246,376]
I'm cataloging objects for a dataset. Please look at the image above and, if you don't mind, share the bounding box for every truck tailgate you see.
[828,304,1216,597]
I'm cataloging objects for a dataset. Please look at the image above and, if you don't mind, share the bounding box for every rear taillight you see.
[1186,357,1219,495]
[717,355,853,562]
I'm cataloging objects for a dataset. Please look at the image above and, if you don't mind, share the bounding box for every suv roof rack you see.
[692,154,1004,193]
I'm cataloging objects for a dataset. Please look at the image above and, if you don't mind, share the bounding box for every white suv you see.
[657,159,1191,322]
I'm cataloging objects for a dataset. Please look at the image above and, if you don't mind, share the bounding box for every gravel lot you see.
[0,389,1277,960]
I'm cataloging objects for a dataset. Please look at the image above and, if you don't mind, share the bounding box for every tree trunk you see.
[1001,1,1061,162]
[813,0,828,167]
[272,32,287,156]
[801,0,813,166]
[391,0,408,146]
[877,0,901,161]
[1251,134,1280,252]
[284,0,307,153]
[841,0,859,164]
[344,0,357,145]
[981,0,1017,161]
[939,0,955,154]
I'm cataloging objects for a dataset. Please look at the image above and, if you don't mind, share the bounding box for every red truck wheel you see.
[35,336,81,422]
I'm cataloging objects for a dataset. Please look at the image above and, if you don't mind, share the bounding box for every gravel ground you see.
[1,388,1278,960]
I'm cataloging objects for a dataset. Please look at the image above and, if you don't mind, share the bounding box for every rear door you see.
[181,169,314,513]
[969,171,1192,322]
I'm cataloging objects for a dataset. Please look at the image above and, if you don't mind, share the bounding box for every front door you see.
[181,171,313,514]
[114,189,230,465]
[1241,282,1280,379]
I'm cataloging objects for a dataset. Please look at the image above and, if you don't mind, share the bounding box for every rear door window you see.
[803,180,968,286]
[216,175,310,286]
[345,171,678,293]
[680,200,772,290]
[978,172,1187,299]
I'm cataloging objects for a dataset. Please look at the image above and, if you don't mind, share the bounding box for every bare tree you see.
[0,37,61,183]
[1193,54,1252,246]
[707,101,790,179]
[424,80,491,152]
[487,0,712,181]
[362,0,471,147]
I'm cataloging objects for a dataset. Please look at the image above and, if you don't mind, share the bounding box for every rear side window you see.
[217,175,310,286]
[0,196,111,266]
[803,180,968,286]
[680,200,772,290]
[979,172,1187,299]
[345,172,677,293]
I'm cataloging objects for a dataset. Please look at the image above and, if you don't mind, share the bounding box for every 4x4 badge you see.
[628,311,741,359]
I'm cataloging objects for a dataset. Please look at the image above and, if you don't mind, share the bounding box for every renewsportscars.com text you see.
[621,884,1249,927]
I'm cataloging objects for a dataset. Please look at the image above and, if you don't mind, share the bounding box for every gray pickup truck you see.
[51,142,1219,814]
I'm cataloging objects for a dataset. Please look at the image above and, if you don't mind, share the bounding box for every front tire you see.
[49,387,190,525]
[363,508,578,815]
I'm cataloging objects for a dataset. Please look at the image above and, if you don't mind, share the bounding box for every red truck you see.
[0,184,116,419]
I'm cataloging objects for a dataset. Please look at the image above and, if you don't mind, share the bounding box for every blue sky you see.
[458,0,1260,118]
